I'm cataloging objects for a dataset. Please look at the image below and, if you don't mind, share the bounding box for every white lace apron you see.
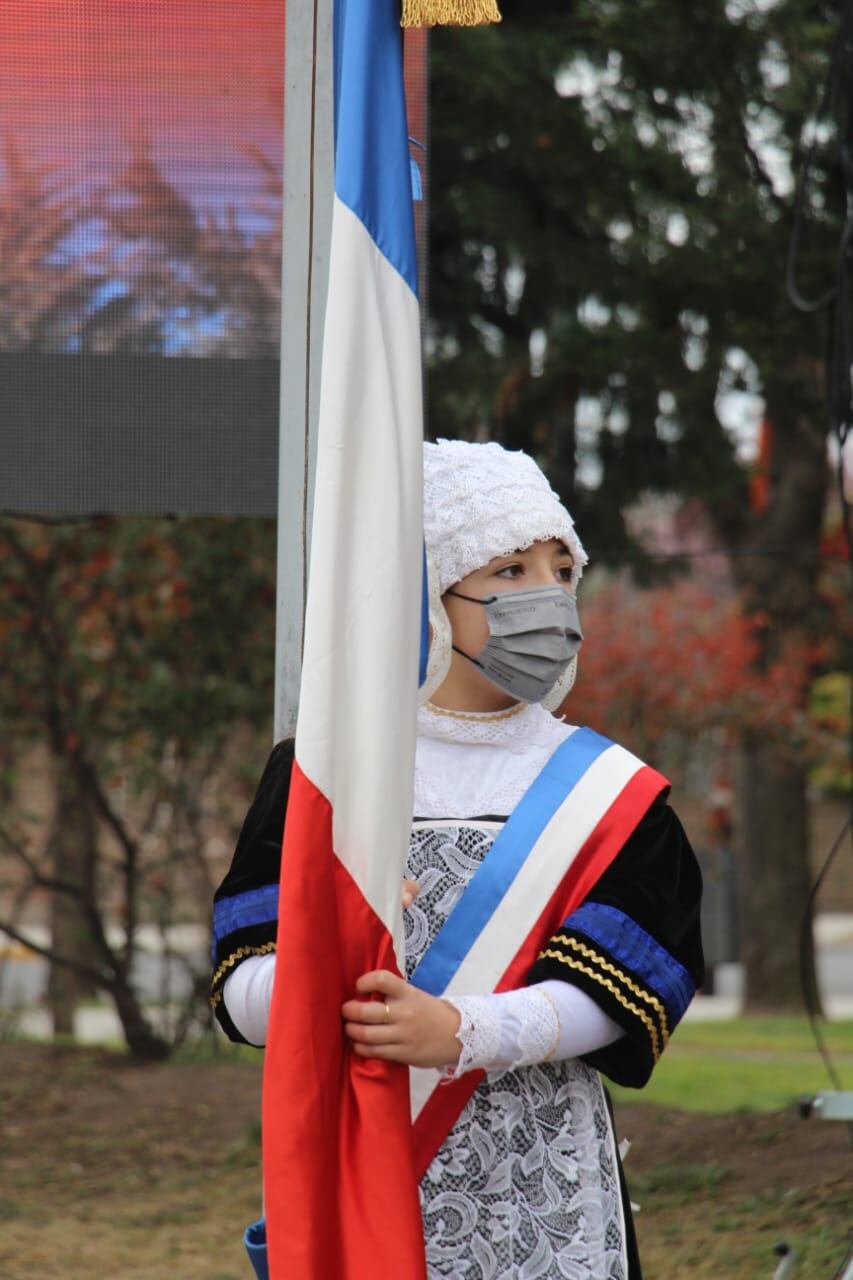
[405,705,628,1280]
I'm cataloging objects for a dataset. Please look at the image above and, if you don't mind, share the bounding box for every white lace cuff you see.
[443,987,559,1078]
[443,994,503,1076]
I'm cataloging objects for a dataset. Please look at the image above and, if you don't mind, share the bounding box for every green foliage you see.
[809,671,852,793]
[429,0,838,551]
[429,0,844,1010]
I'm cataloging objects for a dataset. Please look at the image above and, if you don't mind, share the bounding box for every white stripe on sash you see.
[409,741,645,1122]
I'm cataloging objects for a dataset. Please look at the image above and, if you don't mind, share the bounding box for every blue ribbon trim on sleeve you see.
[211,884,280,960]
[564,901,695,1025]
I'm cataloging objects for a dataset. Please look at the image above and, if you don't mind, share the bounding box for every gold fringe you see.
[401,0,501,28]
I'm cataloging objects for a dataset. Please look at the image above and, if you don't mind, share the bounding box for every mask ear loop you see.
[541,652,579,714]
[419,561,453,706]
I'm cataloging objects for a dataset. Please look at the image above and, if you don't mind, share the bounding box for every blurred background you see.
[0,2,851,1277]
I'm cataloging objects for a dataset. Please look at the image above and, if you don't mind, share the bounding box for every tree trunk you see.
[724,398,828,1013]
[735,733,820,1012]
[48,755,99,1037]
[46,748,172,1058]
[110,978,171,1060]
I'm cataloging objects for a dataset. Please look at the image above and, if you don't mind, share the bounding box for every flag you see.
[261,2,427,1278]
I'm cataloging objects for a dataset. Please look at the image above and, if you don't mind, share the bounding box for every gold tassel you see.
[400,0,502,28]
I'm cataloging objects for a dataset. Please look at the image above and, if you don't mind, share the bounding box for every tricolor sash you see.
[408,726,668,1178]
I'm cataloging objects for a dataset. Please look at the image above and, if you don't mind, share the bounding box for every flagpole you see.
[274,0,334,743]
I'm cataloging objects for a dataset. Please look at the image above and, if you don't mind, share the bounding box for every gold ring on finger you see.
[383,1002,391,1023]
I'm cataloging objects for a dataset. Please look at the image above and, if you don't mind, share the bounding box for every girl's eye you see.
[495,564,523,579]
[556,565,574,582]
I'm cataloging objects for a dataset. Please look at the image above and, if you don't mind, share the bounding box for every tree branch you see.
[73,753,139,865]
[0,821,90,901]
[0,919,113,989]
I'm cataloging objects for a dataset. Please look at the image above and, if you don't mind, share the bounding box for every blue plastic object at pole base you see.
[244,1218,269,1280]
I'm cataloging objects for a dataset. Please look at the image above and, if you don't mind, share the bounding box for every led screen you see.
[0,3,428,514]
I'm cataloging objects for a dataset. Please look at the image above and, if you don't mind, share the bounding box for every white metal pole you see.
[274,0,334,742]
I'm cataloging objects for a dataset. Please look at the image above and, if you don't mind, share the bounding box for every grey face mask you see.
[447,584,583,703]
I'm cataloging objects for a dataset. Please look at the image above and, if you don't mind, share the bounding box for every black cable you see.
[799,815,851,1096]
[786,2,852,313]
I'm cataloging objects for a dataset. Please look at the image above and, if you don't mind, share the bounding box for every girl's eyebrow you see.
[492,542,573,563]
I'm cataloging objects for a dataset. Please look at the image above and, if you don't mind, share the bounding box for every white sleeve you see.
[221,955,622,1066]
[222,952,276,1046]
[443,979,624,1076]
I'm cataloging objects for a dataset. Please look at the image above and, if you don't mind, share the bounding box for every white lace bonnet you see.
[421,439,588,708]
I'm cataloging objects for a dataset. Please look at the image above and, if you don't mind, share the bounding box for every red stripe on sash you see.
[412,764,667,1180]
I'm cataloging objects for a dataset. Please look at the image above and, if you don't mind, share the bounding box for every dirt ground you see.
[0,1042,850,1280]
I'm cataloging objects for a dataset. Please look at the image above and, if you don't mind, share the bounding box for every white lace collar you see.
[414,701,576,817]
[418,700,568,754]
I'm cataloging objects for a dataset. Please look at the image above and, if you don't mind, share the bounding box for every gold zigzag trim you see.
[537,948,662,1063]
[548,934,671,1048]
[210,941,277,1010]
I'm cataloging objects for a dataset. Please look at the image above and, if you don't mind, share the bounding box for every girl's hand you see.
[402,879,419,910]
[342,970,462,1069]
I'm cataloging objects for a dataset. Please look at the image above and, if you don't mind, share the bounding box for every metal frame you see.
[274,0,335,741]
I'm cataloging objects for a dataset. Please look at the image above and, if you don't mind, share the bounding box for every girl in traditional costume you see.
[211,439,703,1280]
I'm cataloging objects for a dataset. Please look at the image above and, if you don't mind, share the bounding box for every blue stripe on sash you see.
[410,728,615,998]
[211,884,279,961]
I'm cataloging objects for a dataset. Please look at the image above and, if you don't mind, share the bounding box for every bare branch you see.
[0,919,112,989]
[73,754,139,864]
[0,821,89,901]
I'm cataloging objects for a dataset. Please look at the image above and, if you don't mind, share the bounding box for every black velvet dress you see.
[211,732,704,1279]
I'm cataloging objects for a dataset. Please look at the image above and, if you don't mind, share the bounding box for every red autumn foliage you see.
[560,576,836,765]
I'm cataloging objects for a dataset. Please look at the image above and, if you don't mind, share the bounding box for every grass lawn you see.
[610,1016,853,1112]
[609,1019,853,1278]
[0,1019,850,1280]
